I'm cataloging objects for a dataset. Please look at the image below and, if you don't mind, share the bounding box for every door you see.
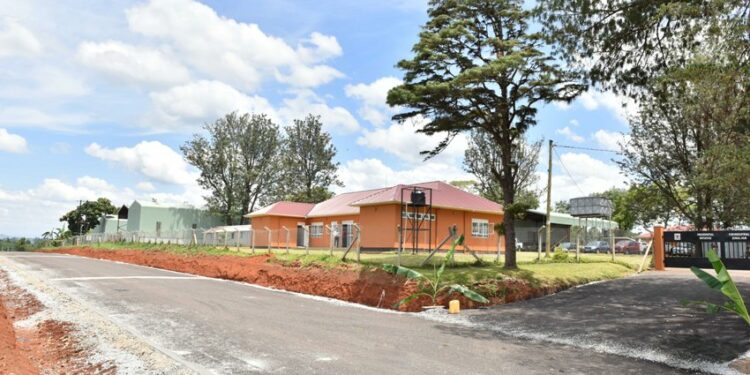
[296,225,305,247]
[341,224,351,248]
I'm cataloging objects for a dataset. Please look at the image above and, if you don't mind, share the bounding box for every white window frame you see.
[472,218,489,238]
[310,222,324,238]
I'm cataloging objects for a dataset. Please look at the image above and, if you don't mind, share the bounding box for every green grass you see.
[43,242,649,293]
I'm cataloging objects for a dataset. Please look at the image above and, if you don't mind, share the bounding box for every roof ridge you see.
[347,186,394,206]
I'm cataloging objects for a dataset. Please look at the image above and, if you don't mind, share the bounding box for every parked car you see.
[557,242,576,252]
[583,240,610,253]
[615,240,641,254]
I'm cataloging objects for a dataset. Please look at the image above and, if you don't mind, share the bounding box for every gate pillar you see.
[653,225,665,271]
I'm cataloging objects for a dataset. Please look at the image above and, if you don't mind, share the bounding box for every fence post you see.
[355,224,361,263]
[251,229,255,254]
[397,225,402,267]
[653,225,665,271]
[265,227,272,254]
[305,226,310,255]
[282,226,289,254]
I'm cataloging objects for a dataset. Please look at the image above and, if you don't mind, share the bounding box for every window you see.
[472,219,489,238]
[310,223,324,238]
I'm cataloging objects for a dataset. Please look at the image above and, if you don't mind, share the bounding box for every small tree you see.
[59,198,117,234]
[388,0,584,268]
[275,115,342,203]
[383,235,489,307]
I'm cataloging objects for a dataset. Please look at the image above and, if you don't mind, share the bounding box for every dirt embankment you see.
[0,270,114,374]
[48,248,564,312]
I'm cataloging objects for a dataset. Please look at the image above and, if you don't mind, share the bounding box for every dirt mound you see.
[51,248,424,311]
[0,270,115,374]
[48,248,561,312]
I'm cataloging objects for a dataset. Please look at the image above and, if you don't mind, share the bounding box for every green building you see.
[91,214,127,234]
[125,200,224,234]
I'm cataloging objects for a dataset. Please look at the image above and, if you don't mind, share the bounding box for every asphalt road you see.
[0,252,699,374]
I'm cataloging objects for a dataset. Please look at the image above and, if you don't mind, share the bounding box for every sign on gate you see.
[664,230,750,270]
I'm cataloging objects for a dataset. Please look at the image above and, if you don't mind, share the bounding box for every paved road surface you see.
[0,252,704,374]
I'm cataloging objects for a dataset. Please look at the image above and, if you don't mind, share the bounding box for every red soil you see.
[0,270,114,374]
[48,247,565,312]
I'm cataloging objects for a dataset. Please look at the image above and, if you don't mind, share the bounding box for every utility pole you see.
[545,140,553,257]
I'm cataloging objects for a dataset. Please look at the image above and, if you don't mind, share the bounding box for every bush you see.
[552,248,569,262]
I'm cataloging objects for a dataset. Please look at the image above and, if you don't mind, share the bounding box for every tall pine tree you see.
[388,0,584,268]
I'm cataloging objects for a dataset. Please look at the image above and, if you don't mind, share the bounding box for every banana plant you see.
[383,234,489,307]
[684,249,750,326]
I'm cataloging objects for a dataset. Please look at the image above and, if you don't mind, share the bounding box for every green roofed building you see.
[125,200,224,234]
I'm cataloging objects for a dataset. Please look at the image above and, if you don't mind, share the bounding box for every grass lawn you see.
[44,242,649,290]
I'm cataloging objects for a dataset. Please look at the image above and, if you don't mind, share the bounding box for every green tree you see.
[275,115,342,203]
[553,200,570,214]
[182,112,282,224]
[538,0,750,94]
[388,0,584,268]
[59,198,117,234]
[618,58,749,229]
[591,188,636,232]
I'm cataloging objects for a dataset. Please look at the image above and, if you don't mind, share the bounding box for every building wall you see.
[307,214,360,249]
[251,216,302,248]
[252,204,504,253]
[126,201,224,233]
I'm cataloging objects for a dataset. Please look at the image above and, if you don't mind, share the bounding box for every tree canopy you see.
[182,112,282,225]
[538,0,750,95]
[388,0,583,268]
[274,115,342,203]
[59,198,117,234]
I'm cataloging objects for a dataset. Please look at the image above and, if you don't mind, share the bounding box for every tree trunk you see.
[503,211,517,269]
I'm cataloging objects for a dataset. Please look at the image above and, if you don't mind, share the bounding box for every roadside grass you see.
[43,242,647,291]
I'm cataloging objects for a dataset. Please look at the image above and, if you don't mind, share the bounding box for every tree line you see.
[181,113,341,225]
[386,0,748,268]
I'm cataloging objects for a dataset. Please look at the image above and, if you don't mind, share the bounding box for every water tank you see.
[411,190,426,206]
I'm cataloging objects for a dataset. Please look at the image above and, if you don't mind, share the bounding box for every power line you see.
[555,144,621,154]
[553,147,586,197]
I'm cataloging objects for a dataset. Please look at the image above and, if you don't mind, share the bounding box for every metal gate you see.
[664,231,750,269]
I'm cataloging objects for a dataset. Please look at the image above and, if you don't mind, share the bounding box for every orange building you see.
[246,181,504,253]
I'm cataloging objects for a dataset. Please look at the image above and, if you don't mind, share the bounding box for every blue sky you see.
[0,0,632,237]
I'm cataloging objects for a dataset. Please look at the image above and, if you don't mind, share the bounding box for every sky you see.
[0,0,633,237]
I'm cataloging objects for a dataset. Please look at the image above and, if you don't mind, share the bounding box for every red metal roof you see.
[248,181,503,218]
[306,187,389,217]
[247,201,314,218]
[350,181,502,214]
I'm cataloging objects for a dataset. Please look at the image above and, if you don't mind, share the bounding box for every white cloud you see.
[278,90,359,133]
[0,128,28,153]
[337,158,472,193]
[77,41,190,86]
[556,126,584,143]
[345,76,402,126]
[592,129,628,151]
[356,117,467,164]
[535,152,628,207]
[0,107,88,130]
[0,66,89,99]
[569,119,579,127]
[124,0,343,89]
[84,141,195,185]
[0,174,207,237]
[147,80,276,131]
[136,182,156,191]
[577,90,636,124]
[0,18,42,57]
[297,32,343,63]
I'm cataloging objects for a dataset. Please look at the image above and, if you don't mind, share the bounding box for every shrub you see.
[552,248,569,262]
